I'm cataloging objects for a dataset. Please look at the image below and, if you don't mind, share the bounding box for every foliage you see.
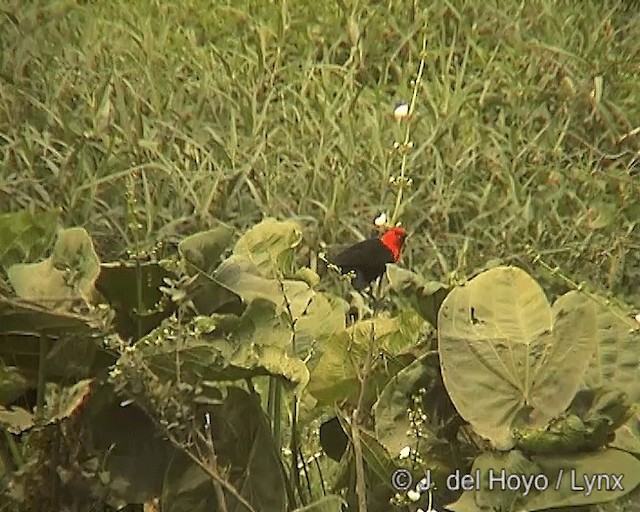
[1,0,640,511]
[0,213,638,512]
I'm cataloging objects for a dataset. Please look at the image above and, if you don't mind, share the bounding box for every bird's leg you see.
[368,277,385,312]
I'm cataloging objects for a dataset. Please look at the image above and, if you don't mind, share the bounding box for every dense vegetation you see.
[1,1,639,511]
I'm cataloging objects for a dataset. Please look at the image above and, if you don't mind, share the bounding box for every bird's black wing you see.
[329,238,394,286]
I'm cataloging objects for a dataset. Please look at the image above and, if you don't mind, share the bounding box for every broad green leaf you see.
[83,383,170,504]
[613,413,640,455]
[308,323,413,408]
[359,429,399,493]
[178,225,234,274]
[8,227,100,309]
[117,300,309,394]
[232,217,302,276]
[514,388,634,453]
[386,265,451,328]
[293,291,347,370]
[161,459,211,512]
[0,295,111,379]
[0,407,34,433]
[182,273,243,317]
[0,295,105,336]
[162,387,286,512]
[0,366,31,406]
[372,353,441,457]
[349,310,427,356]
[293,267,321,288]
[225,387,287,512]
[307,331,360,405]
[581,303,640,453]
[0,208,59,271]
[527,449,640,509]
[447,449,640,512]
[453,450,540,512]
[438,266,597,448]
[336,416,401,511]
[96,260,176,339]
[215,255,314,318]
[0,379,94,434]
[292,495,347,512]
[584,304,640,399]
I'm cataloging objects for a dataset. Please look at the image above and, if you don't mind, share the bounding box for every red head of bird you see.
[379,226,407,262]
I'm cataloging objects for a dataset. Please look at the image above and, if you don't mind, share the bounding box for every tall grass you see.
[1,0,639,302]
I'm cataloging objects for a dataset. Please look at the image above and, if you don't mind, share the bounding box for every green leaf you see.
[614,413,640,455]
[0,295,104,336]
[8,227,100,309]
[0,295,110,379]
[120,300,309,394]
[0,208,59,271]
[584,304,640,400]
[448,450,540,512]
[292,495,347,512]
[178,225,234,274]
[386,265,451,328]
[358,429,398,493]
[162,387,287,512]
[0,379,94,434]
[161,459,211,512]
[514,388,634,453]
[447,449,640,512]
[0,365,32,406]
[527,449,640,509]
[183,274,243,317]
[336,418,400,511]
[215,255,314,318]
[232,217,302,276]
[0,406,35,434]
[290,291,348,369]
[582,303,640,453]
[96,260,176,339]
[307,331,359,405]
[438,266,597,448]
[307,319,413,408]
[83,383,170,504]
[372,354,441,457]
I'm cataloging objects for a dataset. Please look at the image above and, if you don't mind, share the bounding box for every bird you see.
[328,226,408,290]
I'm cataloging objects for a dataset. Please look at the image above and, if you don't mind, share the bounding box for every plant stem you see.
[391,34,428,225]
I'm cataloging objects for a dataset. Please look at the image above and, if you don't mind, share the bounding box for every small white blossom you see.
[374,213,388,227]
[407,489,421,502]
[399,446,411,459]
[394,102,410,120]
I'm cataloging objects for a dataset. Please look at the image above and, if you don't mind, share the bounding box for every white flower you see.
[374,213,388,227]
[407,489,421,502]
[394,101,410,120]
[399,446,411,459]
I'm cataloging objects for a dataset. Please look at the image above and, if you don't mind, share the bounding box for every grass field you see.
[2,2,640,510]
[2,0,639,301]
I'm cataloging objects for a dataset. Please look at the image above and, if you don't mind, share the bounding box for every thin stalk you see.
[391,34,428,225]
